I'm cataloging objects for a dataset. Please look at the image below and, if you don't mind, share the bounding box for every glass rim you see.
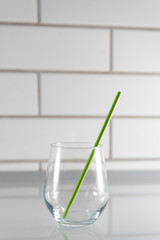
[51,142,103,149]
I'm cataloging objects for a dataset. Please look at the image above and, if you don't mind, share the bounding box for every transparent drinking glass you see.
[43,142,109,227]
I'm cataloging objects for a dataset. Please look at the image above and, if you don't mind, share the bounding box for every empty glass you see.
[43,142,109,227]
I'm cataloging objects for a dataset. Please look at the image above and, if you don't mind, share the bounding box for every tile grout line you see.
[1,21,160,32]
[2,69,160,76]
[38,161,42,172]
[37,0,41,23]
[37,73,41,115]
[1,115,160,119]
[0,115,106,119]
[109,29,113,72]
[1,158,160,163]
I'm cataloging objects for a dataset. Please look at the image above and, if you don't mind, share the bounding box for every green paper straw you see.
[63,91,121,219]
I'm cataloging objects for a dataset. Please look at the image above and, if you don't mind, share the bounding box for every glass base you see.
[60,211,97,228]
[45,198,107,227]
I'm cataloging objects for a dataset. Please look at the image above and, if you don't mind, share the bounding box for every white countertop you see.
[1,171,160,240]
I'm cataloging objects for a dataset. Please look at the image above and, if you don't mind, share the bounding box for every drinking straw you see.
[63,91,121,219]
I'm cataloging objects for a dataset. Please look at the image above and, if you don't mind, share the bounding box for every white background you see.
[1,0,160,171]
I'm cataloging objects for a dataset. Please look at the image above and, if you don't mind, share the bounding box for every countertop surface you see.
[1,171,160,240]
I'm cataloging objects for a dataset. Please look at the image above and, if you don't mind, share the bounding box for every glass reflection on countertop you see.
[48,225,106,240]
[0,171,160,240]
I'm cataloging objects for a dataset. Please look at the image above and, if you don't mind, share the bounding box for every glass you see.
[43,142,109,227]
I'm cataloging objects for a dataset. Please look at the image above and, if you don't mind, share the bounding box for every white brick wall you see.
[1,0,160,171]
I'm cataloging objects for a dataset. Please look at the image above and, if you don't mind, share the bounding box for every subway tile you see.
[41,74,160,116]
[0,186,40,196]
[41,162,47,171]
[41,0,160,28]
[107,161,160,171]
[0,26,109,71]
[113,30,160,72]
[0,73,38,115]
[0,162,39,171]
[113,119,160,158]
[0,0,37,23]
[0,119,109,160]
[111,196,160,234]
